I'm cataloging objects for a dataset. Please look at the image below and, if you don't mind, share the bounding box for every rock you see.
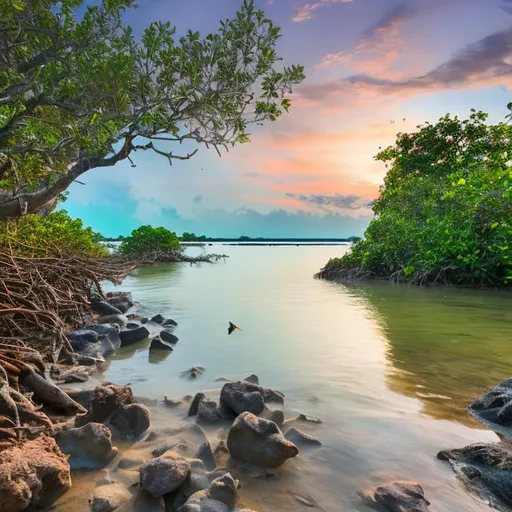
[177,473,239,512]
[98,314,128,327]
[182,367,205,379]
[188,393,206,416]
[119,325,150,346]
[163,318,178,327]
[92,300,122,316]
[160,330,179,344]
[215,377,231,383]
[360,481,430,512]
[197,400,222,423]
[127,322,141,329]
[107,291,133,302]
[151,314,166,324]
[196,441,216,471]
[284,427,321,447]
[219,381,265,416]
[77,355,102,366]
[0,436,70,511]
[117,457,145,470]
[139,452,191,497]
[244,374,259,385]
[66,329,99,344]
[150,336,174,351]
[65,389,94,410]
[106,293,134,313]
[283,414,322,430]
[132,489,165,512]
[164,396,182,407]
[78,383,135,425]
[91,483,132,512]
[56,366,91,384]
[85,324,122,354]
[141,317,149,324]
[213,441,230,468]
[227,412,298,468]
[54,422,118,469]
[438,442,512,510]
[261,408,284,428]
[170,473,210,510]
[110,404,151,439]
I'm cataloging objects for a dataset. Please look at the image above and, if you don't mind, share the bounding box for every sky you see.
[64,0,512,237]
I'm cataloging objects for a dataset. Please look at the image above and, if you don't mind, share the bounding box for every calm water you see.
[101,245,512,511]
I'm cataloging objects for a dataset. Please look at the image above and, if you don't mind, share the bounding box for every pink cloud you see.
[292,0,354,23]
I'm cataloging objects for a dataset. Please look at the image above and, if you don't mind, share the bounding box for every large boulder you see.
[98,314,128,327]
[359,481,430,512]
[219,381,284,417]
[119,325,150,346]
[139,452,191,498]
[110,403,151,439]
[54,422,118,469]
[91,483,132,512]
[227,412,298,468]
[91,300,122,316]
[177,473,238,512]
[106,292,134,313]
[0,436,70,511]
[438,442,512,510]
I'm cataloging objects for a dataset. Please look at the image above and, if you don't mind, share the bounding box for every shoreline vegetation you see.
[317,112,512,289]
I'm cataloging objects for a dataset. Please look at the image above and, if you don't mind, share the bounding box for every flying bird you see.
[228,322,242,335]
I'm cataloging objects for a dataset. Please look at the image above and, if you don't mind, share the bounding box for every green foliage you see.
[181,232,206,241]
[0,210,108,257]
[120,225,180,255]
[0,0,305,217]
[322,111,512,287]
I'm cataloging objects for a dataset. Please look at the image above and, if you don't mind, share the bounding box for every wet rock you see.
[117,457,145,470]
[360,481,430,512]
[164,396,182,407]
[169,472,209,510]
[151,314,166,324]
[132,489,165,512]
[119,325,150,346]
[197,399,222,423]
[213,441,230,468]
[261,407,284,428]
[66,329,99,344]
[227,412,299,468]
[76,354,101,366]
[86,324,122,352]
[177,473,239,512]
[92,300,122,316]
[127,322,141,329]
[98,314,128,327]
[182,367,205,379]
[141,317,149,324]
[188,393,206,416]
[54,422,118,470]
[244,374,259,385]
[65,389,94,410]
[219,381,265,416]
[0,436,70,511]
[283,414,322,430]
[139,452,191,497]
[163,318,178,327]
[56,365,91,384]
[284,427,321,447]
[438,442,512,510]
[106,293,134,313]
[91,483,132,512]
[78,383,135,425]
[110,404,151,439]
[106,291,133,302]
[196,441,216,471]
[160,330,179,344]
[150,336,174,351]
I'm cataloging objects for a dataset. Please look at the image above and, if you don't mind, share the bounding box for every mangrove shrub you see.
[119,225,180,256]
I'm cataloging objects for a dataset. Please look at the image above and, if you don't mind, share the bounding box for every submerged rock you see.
[260,407,284,428]
[0,436,70,511]
[227,412,299,468]
[438,442,512,511]
[150,336,174,351]
[188,393,206,417]
[54,422,118,470]
[219,381,284,418]
[244,374,259,385]
[360,481,430,512]
[151,314,166,325]
[284,427,321,447]
[139,452,191,497]
[197,399,222,423]
[91,483,132,512]
[160,330,179,344]
[110,403,151,439]
[177,473,238,512]
[163,318,178,327]
[119,325,150,346]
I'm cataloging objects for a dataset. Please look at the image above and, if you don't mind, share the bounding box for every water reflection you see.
[347,283,512,426]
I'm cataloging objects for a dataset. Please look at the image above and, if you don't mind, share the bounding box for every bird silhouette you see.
[228,322,242,335]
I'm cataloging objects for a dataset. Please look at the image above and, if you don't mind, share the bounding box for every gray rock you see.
[92,300,122,316]
[177,473,238,512]
[150,336,174,351]
[360,481,430,512]
[85,324,122,350]
[66,329,99,345]
[78,383,135,425]
[170,472,209,510]
[197,400,222,423]
[163,318,178,327]
[160,330,179,344]
[196,441,216,471]
[227,412,298,468]
[117,457,145,470]
[284,427,321,447]
[98,314,128,327]
[261,408,284,428]
[110,403,151,439]
[127,322,140,329]
[213,441,230,468]
[151,314,166,324]
[106,291,133,302]
[139,452,191,497]
[91,483,132,512]
[106,293,134,313]
[219,381,265,416]
[438,442,512,510]
[54,422,118,470]
[119,325,150,346]
[132,489,165,512]
[244,374,259,385]
[188,393,206,417]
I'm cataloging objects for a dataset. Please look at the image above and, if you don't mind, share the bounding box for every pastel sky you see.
[64,0,512,237]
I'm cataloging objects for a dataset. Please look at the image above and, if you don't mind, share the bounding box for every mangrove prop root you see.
[18,369,87,415]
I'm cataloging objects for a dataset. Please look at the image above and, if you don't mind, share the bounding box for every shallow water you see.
[97,245,512,511]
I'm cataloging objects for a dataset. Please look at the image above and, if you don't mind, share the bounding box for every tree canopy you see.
[0,0,304,219]
[119,225,180,255]
[318,111,512,287]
